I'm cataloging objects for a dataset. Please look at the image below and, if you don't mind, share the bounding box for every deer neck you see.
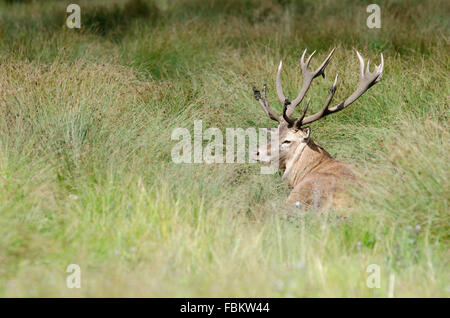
[282,139,333,187]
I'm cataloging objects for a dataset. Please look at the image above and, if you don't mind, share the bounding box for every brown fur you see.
[253,123,357,210]
[284,139,355,209]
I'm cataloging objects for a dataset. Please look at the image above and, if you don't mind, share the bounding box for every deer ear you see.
[303,127,311,140]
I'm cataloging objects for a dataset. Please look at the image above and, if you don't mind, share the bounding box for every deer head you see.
[252,49,384,172]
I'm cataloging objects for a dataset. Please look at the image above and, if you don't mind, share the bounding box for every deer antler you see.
[253,49,384,128]
[299,51,384,126]
[282,98,311,128]
[277,48,336,118]
[253,84,280,122]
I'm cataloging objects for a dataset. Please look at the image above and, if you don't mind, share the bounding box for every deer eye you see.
[282,140,292,144]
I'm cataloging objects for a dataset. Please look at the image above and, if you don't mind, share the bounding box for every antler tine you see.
[275,61,286,103]
[374,53,384,83]
[285,97,314,129]
[313,47,336,79]
[299,74,338,126]
[305,50,316,67]
[253,85,280,122]
[332,73,339,89]
[285,47,336,117]
[300,51,384,126]
[297,98,311,125]
[356,50,365,79]
[300,49,307,67]
[282,99,295,126]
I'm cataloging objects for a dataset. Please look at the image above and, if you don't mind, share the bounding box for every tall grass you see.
[0,0,448,296]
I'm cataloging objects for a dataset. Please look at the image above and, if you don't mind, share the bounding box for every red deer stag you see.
[252,48,384,209]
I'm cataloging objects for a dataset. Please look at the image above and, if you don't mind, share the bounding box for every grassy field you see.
[0,0,448,297]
